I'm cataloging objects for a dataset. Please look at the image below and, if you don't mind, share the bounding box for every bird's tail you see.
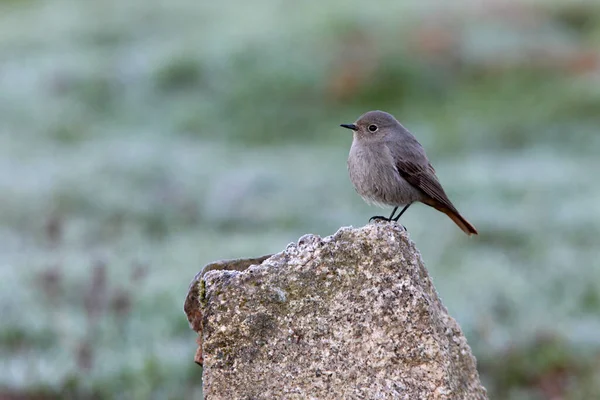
[445,209,478,236]
[424,200,478,236]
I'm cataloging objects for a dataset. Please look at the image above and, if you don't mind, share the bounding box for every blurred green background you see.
[1,0,599,399]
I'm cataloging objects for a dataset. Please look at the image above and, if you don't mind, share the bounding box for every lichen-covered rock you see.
[185,223,488,400]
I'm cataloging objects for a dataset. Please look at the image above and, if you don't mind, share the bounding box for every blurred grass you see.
[1,0,600,398]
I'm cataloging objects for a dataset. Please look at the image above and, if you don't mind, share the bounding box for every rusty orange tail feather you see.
[422,198,478,236]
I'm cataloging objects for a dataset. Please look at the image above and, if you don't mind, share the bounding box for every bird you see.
[341,110,478,235]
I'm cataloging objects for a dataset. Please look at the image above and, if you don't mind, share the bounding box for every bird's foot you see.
[369,216,408,231]
[392,217,408,231]
[369,215,390,223]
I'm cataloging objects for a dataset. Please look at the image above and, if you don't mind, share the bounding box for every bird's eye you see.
[368,124,378,132]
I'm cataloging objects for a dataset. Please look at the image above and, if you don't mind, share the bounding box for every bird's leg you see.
[392,204,411,222]
[369,206,397,222]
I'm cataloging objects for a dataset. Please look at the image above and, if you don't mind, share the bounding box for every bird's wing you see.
[395,160,458,212]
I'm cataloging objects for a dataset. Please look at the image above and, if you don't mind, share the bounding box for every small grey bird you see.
[341,110,478,235]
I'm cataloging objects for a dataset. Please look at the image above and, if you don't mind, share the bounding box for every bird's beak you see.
[340,123,358,131]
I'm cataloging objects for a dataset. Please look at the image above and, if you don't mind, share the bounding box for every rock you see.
[184,223,488,399]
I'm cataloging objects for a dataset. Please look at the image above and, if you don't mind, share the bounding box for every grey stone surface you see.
[185,222,488,400]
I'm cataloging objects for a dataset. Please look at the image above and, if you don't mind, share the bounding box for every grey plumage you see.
[342,110,478,235]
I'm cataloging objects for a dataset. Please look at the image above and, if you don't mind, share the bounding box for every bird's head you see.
[340,110,401,142]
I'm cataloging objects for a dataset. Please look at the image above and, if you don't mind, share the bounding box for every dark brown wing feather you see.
[396,160,478,235]
[396,160,458,213]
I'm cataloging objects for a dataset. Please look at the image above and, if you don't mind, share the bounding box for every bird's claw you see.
[369,216,408,231]
[369,216,390,223]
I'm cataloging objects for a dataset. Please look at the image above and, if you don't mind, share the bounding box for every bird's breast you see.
[347,142,421,206]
